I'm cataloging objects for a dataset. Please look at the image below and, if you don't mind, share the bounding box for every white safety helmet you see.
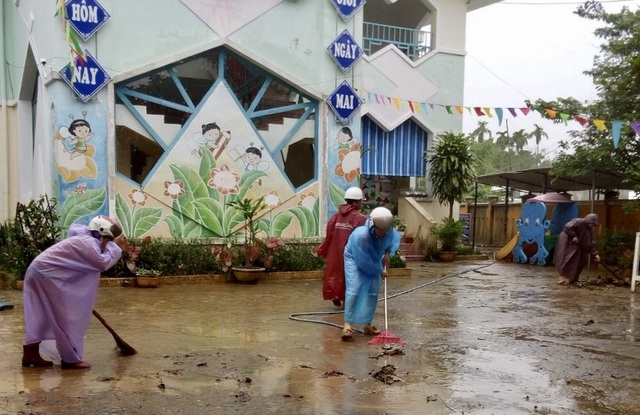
[344,187,364,201]
[88,215,118,238]
[369,207,394,232]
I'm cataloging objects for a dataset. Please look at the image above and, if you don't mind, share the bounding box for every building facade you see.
[0,0,500,238]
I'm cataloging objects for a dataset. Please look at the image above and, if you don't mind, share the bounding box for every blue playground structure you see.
[511,193,579,266]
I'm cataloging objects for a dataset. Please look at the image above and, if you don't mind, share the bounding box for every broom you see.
[92,309,137,355]
[369,268,403,345]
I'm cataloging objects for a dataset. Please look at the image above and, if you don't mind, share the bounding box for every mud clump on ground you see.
[371,364,402,384]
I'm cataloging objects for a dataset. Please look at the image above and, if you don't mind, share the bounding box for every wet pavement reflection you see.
[1,260,639,414]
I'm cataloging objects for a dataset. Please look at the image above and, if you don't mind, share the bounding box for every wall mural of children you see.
[61,116,94,159]
[54,112,98,183]
[336,126,354,149]
[241,146,270,171]
[192,122,231,159]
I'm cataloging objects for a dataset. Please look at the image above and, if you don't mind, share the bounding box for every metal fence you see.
[363,22,431,61]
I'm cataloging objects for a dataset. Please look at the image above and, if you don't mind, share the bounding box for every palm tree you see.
[470,121,493,143]
[495,130,510,151]
[530,124,548,154]
[511,129,529,153]
[426,132,478,219]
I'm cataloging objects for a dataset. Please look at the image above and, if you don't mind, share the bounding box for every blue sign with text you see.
[330,0,366,22]
[327,81,362,124]
[65,0,110,41]
[59,50,111,102]
[327,30,363,73]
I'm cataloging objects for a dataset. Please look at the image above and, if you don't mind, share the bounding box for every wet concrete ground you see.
[0,259,639,415]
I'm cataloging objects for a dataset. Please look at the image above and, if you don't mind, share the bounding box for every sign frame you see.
[327,29,363,73]
[59,50,111,102]
[326,81,362,124]
[65,0,111,41]
[330,0,367,22]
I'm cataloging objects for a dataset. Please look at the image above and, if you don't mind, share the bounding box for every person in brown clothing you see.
[554,213,601,285]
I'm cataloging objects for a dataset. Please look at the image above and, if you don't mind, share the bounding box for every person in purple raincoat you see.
[341,207,401,341]
[22,216,125,369]
[554,213,601,285]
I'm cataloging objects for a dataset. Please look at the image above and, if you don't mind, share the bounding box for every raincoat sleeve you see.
[315,214,338,258]
[67,224,122,271]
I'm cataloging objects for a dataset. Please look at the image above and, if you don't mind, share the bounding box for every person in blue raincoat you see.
[341,207,401,341]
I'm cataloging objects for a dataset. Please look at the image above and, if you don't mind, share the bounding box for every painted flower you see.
[208,164,240,195]
[298,192,317,211]
[164,180,186,199]
[263,191,281,208]
[129,189,147,206]
[74,183,87,195]
[334,143,361,183]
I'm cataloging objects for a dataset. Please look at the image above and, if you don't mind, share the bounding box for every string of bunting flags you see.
[358,89,640,148]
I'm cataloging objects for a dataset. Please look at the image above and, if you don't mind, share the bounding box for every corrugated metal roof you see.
[476,167,634,193]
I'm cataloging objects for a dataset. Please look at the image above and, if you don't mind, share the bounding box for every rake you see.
[369,269,403,345]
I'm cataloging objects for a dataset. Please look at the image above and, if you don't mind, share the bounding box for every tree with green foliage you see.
[469,121,493,143]
[528,1,640,200]
[426,132,478,218]
[530,124,549,154]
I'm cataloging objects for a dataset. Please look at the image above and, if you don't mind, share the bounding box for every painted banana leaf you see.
[58,188,106,236]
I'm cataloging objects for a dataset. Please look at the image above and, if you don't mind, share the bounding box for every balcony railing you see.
[363,22,431,61]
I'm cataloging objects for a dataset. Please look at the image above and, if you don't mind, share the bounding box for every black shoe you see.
[332,299,342,307]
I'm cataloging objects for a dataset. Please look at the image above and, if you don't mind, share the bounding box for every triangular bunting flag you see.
[559,113,570,125]
[392,97,401,110]
[593,119,607,131]
[495,108,504,126]
[545,109,558,119]
[466,106,473,115]
[445,106,453,115]
[575,116,588,126]
[630,121,640,136]
[408,101,415,112]
[420,102,429,113]
[412,102,421,113]
[429,103,435,110]
[474,107,485,116]
[483,108,493,118]
[455,105,464,115]
[611,121,622,148]
[520,108,531,116]
[507,108,518,117]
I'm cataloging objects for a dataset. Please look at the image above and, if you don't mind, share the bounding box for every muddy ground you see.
[0,259,639,415]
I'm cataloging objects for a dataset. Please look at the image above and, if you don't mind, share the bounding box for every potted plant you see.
[431,218,466,262]
[226,196,268,283]
[394,217,407,237]
[135,267,161,288]
[425,132,477,219]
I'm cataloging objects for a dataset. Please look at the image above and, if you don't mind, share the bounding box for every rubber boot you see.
[22,343,53,368]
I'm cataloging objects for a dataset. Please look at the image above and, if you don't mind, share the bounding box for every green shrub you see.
[389,253,406,269]
[598,230,635,270]
[0,196,60,280]
[270,242,325,272]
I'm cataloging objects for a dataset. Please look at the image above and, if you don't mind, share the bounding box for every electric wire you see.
[288,261,496,332]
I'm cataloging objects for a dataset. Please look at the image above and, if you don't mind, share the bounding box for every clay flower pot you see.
[232,267,265,284]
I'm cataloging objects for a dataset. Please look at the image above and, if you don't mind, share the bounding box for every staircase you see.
[397,236,424,261]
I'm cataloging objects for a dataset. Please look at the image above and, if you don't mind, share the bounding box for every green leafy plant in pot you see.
[226,196,268,283]
[431,218,466,261]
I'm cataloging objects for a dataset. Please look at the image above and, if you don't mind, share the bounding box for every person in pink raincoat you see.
[22,216,126,370]
[315,187,367,307]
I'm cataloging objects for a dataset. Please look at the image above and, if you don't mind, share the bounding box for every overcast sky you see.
[462,0,638,157]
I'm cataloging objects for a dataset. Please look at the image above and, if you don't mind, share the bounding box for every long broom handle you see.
[383,267,388,331]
